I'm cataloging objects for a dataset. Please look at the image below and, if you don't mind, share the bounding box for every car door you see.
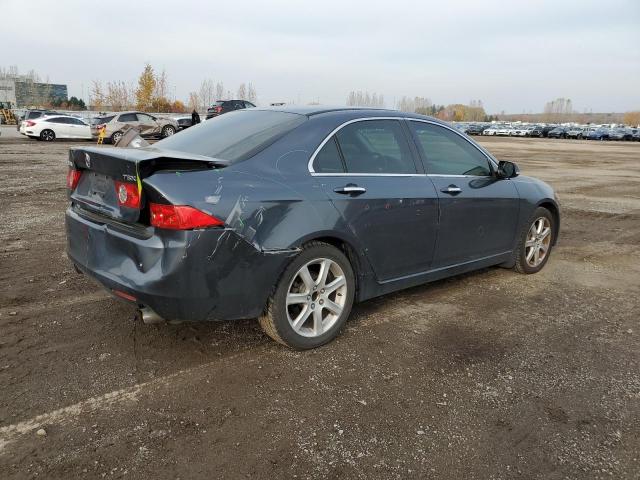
[117,112,140,133]
[60,117,80,138]
[48,117,72,138]
[70,117,91,138]
[135,113,158,136]
[311,118,439,282]
[407,120,520,269]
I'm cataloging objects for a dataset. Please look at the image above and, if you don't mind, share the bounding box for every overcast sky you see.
[2,0,639,113]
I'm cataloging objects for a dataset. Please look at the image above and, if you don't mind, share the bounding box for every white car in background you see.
[496,126,513,136]
[482,125,500,135]
[23,115,92,141]
[511,126,531,136]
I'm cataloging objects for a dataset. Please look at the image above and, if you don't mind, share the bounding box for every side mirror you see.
[497,160,519,179]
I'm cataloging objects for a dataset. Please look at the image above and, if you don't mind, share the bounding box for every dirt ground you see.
[1,130,639,479]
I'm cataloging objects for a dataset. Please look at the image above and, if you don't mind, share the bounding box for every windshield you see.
[155,110,307,163]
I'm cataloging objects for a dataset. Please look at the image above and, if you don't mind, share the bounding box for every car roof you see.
[247,105,450,125]
[251,105,392,116]
[37,114,83,120]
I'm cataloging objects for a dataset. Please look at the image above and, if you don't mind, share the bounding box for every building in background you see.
[0,74,68,108]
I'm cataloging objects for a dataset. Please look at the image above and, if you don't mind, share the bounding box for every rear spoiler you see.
[69,146,229,182]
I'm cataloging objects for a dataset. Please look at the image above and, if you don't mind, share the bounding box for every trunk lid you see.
[69,146,227,224]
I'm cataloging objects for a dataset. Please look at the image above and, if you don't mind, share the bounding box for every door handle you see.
[334,184,366,195]
[441,185,462,195]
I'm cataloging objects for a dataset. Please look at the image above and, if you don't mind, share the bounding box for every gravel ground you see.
[0,130,639,479]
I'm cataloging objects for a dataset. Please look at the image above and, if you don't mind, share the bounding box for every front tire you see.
[259,242,355,349]
[514,207,555,274]
[40,129,55,141]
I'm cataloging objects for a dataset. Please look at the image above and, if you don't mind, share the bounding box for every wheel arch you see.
[537,199,560,245]
[40,128,56,140]
[290,232,371,302]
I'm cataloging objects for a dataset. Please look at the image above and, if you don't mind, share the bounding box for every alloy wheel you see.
[286,258,347,338]
[525,217,552,267]
[41,130,54,141]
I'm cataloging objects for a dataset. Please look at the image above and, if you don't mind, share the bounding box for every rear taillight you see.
[26,120,36,127]
[215,106,222,113]
[67,168,82,190]
[149,203,224,230]
[114,181,141,209]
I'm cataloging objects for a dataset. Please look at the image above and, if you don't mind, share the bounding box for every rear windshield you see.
[91,115,115,124]
[155,110,306,163]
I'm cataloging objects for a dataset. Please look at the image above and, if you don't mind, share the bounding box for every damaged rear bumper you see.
[65,207,292,321]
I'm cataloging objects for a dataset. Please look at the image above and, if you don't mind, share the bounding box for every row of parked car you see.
[14,98,258,143]
[454,122,640,141]
[15,109,186,143]
[14,107,640,143]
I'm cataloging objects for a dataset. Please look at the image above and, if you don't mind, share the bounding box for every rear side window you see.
[47,117,68,123]
[334,120,416,174]
[155,110,306,163]
[118,113,138,122]
[314,137,344,173]
[410,121,491,176]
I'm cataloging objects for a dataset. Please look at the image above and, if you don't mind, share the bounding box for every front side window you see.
[410,121,491,176]
[137,113,156,125]
[334,120,416,174]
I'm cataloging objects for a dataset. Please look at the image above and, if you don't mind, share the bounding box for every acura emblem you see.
[118,184,128,204]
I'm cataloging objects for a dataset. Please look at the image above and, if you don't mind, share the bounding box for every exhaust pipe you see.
[138,306,165,324]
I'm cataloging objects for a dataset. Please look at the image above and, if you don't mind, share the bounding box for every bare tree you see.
[346,90,385,107]
[397,96,431,113]
[237,83,247,100]
[199,79,215,110]
[154,69,168,101]
[90,80,106,109]
[543,97,574,122]
[188,92,200,111]
[247,83,257,104]
[107,81,133,110]
[215,82,224,101]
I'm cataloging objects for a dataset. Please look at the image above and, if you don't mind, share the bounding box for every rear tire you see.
[514,207,555,274]
[40,129,55,142]
[259,242,355,349]
[161,125,175,138]
[111,131,123,145]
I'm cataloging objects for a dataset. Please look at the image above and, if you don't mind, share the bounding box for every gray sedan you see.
[65,106,560,349]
